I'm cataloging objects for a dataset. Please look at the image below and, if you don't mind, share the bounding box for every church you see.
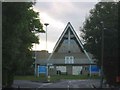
[34,22,100,76]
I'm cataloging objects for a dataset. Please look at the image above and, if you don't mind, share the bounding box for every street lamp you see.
[44,23,49,80]
[44,23,49,50]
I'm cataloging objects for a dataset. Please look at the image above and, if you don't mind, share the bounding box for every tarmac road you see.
[12,79,100,88]
[38,79,100,88]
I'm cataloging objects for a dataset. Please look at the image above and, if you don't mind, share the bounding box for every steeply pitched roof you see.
[33,50,50,65]
[47,22,94,65]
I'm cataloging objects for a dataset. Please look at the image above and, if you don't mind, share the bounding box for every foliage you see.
[2,2,44,87]
[81,2,119,86]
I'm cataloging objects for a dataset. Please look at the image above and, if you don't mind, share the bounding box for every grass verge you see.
[14,74,100,82]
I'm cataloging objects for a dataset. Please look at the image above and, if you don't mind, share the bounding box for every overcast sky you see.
[32,1,98,53]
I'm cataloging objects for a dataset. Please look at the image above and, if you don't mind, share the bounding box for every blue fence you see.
[89,65,100,72]
[38,66,47,74]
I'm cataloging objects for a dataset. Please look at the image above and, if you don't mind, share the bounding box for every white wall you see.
[56,66,83,75]
[56,66,66,73]
[72,66,83,75]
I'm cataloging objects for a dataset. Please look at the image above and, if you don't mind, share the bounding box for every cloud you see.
[39,12,66,43]
[36,0,99,2]
[40,12,65,29]
[34,2,97,29]
[33,2,97,52]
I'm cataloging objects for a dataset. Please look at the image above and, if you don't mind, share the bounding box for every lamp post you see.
[44,23,49,50]
[100,21,104,88]
[44,23,49,79]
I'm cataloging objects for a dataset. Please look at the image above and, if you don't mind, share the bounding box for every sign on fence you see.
[38,66,46,73]
[90,65,100,72]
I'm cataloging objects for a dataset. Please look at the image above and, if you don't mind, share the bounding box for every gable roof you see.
[54,22,84,53]
[48,22,94,64]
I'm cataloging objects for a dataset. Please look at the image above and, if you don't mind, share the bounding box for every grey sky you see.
[33,1,98,53]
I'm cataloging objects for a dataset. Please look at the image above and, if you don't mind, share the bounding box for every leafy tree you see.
[81,2,119,86]
[2,2,44,87]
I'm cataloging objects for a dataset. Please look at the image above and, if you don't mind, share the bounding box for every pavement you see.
[0,84,1,90]
[12,79,101,88]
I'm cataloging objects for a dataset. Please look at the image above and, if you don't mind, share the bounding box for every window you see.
[65,56,74,64]
[49,66,54,69]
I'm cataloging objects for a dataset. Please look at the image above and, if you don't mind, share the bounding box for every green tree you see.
[81,2,119,86]
[2,2,44,87]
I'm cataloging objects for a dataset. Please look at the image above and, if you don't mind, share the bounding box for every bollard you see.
[47,75,50,82]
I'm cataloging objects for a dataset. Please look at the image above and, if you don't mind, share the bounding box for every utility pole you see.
[34,43,37,77]
[100,21,104,88]
[33,27,45,77]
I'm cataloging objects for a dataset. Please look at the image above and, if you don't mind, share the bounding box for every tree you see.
[81,2,119,86]
[2,2,44,87]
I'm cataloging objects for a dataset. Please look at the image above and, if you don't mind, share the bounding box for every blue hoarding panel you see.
[90,65,100,72]
[39,66,46,73]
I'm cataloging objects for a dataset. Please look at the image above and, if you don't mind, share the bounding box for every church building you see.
[34,22,100,76]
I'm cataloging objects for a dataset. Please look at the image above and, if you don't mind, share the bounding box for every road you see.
[38,79,100,88]
[12,79,100,88]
